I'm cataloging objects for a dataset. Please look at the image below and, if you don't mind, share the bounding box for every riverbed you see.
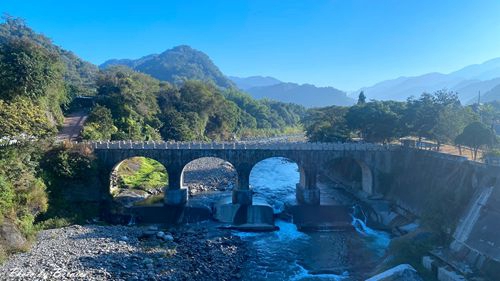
[233,158,391,281]
[0,157,391,280]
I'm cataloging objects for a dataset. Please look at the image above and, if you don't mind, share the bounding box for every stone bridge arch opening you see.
[110,156,168,207]
[180,157,238,198]
[249,157,302,212]
[326,157,373,195]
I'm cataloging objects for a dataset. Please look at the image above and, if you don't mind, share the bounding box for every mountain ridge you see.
[357,57,500,102]
[243,81,354,108]
[100,45,234,88]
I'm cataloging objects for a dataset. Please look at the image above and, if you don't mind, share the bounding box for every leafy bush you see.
[37,143,99,225]
[35,217,73,230]
[0,176,15,219]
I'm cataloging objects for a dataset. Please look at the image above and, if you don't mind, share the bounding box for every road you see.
[57,110,88,141]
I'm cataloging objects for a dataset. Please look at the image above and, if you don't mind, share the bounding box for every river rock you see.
[0,224,248,280]
[366,264,423,281]
[0,219,27,250]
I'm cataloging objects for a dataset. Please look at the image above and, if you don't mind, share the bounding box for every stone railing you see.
[74,140,401,151]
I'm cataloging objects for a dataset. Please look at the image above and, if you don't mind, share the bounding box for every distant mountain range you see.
[228,76,281,90]
[229,76,354,108]
[100,45,234,88]
[102,47,354,108]
[100,45,500,106]
[357,58,500,103]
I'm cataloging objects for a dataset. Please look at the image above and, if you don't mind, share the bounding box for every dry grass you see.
[438,144,483,161]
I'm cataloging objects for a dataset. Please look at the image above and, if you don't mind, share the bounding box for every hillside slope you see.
[101,45,234,88]
[247,82,354,108]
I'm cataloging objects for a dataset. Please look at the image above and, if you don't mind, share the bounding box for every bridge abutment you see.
[232,164,253,205]
[232,189,253,205]
[164,166,188,205]
[296,165,320,205]
[164,187,188,205]
[296,185,320,205]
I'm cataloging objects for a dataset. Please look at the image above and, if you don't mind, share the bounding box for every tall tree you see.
[357,91,366,105]
[81,105,117,140]
[345,101,404,143]
[455,122,496,160]
[303,106,350,142]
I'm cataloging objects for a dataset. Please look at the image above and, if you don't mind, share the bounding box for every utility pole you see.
[478,91,482,123]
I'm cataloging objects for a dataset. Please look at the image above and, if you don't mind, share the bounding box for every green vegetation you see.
[383,231,439,281]
[0,17,100,256]
[0,17,305,258]
[455,121,497,160]
[304,90,498,153]
[82,67,305,141]
[37,142,100,225]
[0,16,98,99]
[303,106,351,142]
[116,157,168,192]
[0,145,49,240]
[81,105,117,140]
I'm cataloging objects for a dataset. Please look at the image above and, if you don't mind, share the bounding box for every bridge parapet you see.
[78,140,401,151]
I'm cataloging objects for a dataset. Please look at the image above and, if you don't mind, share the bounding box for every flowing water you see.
[235,157,391,281]
[135,157,392,280]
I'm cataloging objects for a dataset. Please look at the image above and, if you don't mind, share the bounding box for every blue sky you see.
[2,0,500,90]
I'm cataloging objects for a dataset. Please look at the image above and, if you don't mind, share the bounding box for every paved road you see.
[57,110,88,141]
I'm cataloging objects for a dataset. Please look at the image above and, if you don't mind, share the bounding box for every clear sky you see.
[2,0,500,90]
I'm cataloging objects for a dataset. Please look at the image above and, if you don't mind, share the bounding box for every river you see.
[235,157,391,281]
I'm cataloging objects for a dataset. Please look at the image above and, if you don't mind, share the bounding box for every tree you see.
[455,122,497,160]
[0,15,98,98]
[345,101,405,143]
[357,91,366,105]
[404,90,467,148]
[0,38,63,101]
[0,98,57,141]
[81,105,117,140]
[304,106,350,142]
[431,104,477,150]
[94,66,162,141]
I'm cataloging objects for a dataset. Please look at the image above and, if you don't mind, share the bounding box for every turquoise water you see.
[235,157,391,281]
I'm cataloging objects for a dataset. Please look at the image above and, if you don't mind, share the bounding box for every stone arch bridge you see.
[89,141,399,206]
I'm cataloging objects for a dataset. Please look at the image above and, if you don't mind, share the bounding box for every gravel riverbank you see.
[0,224,247,281]
[183,157,237,195]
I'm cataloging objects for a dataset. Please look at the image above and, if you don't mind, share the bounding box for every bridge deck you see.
[84,141,400,151]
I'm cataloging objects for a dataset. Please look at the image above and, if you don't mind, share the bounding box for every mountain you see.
[0,18,99,96]
[456,78,500,104]
[228,76,282,90]
[480,84,500,103]
[100,45,234,88]
[449,57,500,80]
[358,73,464,101]
[358,58,500,102]
[246,82,354,108]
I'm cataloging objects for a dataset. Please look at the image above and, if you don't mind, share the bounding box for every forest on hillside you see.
[0,16,305,260]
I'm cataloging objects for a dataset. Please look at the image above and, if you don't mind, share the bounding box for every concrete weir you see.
[214,196,277,231]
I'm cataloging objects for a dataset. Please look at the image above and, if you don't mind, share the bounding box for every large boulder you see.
[366,264,423,281]
[0,219,27,251]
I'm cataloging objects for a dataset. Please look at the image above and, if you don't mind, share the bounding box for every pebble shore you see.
[0,224,247,281]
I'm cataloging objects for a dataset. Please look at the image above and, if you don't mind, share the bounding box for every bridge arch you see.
[327,157,373,195]
[109,156,169,206]
[179,157,238,195]
[249,157,302,210]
